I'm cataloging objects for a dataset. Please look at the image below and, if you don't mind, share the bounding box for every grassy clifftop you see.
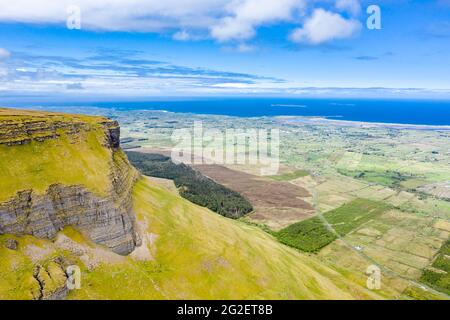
[0,108,140,255]
[0,108,126,202]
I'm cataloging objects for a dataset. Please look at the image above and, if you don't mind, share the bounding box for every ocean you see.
[8,98,450,126]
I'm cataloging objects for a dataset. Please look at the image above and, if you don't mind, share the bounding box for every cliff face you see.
[0,108,140,255]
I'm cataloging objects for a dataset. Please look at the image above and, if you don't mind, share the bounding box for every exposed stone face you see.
[0,112,120,148]
[0,183,138,255]
[0,112,141,255]
[103,120,121,149]
[0,118,87,146]
[32,260,69,300]
[4,238,18,250]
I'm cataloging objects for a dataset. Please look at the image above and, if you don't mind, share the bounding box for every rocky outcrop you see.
[0,109,141,255]
[102,120,121,149]
[0,118,87,146]
[4,238,18,250]
[0,109,122,147]
[31,259,69,300]
[0,183,138,255]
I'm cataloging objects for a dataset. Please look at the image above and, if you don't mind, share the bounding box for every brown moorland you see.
[193,164,315,230]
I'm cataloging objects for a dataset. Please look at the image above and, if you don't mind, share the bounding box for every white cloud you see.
[211,17,255,42]
[0,0,363,45]
[335,0,361,16]
[290,9,361,44]
[236,43,256,52]
[0,0,228,31]
[173,30,191,41]
[210,0,306,41]
[0,0,305,41]
[0,48,11,60]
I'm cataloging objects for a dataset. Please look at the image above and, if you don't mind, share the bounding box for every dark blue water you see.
[10,98,450,126]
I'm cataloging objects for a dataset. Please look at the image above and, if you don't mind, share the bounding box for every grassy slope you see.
[0,108,118,202]
[69,178,387,299]
[4,179,386,299]
[420,240,450,295]
[0,180,438,300]
[0,233,72,300]
[269,170,310,181]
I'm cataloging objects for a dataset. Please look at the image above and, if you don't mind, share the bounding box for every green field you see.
[325,199,392,236]
[276,199,391,252]
[269,170,310,181]
[338,169,418,188]
[275,217,336,252]
[420,240,450,295]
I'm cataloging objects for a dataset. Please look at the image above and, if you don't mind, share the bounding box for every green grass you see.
[402,285,448,300]
[0,235,38,299]
[68,179,386,300]
[0,234,73,300]
[324,198,392,236]
[269,170,309,181]
[338,169,417,188]
[1,179,386,300]
[420,240,450,295]
[0,109,122,202]
[276,217,336,252]
[275,199,391,252]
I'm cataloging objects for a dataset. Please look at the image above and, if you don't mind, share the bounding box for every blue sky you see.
[0,0,450,100]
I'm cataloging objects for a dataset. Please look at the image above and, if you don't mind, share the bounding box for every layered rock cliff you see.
[0,108,141,255]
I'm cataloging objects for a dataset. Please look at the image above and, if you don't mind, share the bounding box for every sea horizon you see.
[3,97,450,126]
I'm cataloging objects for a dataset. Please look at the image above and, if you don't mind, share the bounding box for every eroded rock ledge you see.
[0,182,139,255]
[0,110,120,147]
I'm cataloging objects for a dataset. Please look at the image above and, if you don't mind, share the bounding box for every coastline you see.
[4,104,450,131]
[276,116,450,131]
